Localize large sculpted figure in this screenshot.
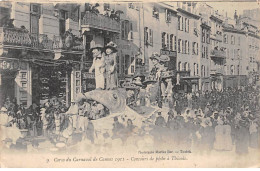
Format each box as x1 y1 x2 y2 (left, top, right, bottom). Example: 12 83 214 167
104 42 118 90
89 46 106 90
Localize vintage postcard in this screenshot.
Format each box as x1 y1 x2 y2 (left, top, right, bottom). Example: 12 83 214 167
0 0 260 168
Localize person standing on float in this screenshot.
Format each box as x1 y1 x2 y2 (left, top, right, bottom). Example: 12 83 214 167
104 42 118 90
89 46 106 90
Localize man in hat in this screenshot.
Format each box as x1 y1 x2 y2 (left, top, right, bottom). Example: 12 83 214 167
104 41 118 90
149 52 160 79
89 46 106 90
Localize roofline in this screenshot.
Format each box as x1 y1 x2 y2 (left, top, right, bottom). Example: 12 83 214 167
223 27 246 34
177 8 200 19
210 15 223 23
158 2 178 14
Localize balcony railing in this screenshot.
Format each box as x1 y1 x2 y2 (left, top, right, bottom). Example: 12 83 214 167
210 67 224 75
177 70 191 77
81 11 120 33
0 27 53 50
53 35 84 51
211 49 226 59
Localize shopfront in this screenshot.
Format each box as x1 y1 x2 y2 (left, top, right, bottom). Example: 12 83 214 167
201 77 211 92
31 61 69 105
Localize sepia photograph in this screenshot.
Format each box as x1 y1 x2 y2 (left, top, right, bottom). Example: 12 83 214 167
0 0 259 168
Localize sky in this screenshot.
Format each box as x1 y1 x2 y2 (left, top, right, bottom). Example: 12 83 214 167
206 1 260 18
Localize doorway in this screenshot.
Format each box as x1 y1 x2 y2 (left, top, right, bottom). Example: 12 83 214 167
0 71 16 107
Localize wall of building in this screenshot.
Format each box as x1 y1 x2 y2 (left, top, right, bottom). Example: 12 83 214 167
11 2 30 29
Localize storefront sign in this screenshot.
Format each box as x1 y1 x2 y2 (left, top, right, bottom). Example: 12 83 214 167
0 60 19 71
160 49 177 57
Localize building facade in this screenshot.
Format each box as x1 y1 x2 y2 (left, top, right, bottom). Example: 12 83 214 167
0 2 84 107
1 2 259 108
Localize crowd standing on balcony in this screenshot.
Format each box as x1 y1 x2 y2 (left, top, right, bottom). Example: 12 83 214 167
84 3 122 22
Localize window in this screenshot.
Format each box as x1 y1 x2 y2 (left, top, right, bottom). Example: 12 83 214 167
182 39 185 53
193 63 196 76
174 36 177 51
170 34 173 51
30 4 41 35
184 18 187 32
197 64 199 75
187 41 190 54
238 36 240 45
202 45 204 58
204 66 206 77
178 16 181 30
184 40 187 54
192 42 196 55
128 23 133 40
124 55 130 75
144 27 148 45
131 66 135 74
231 35 235 44
206 46 208 58
162 32 166 49
237 49 241 59
193 21 198 36
178 62 182 71
149 29 153 45
121 20 130 40
59 10 68 36
187 19 189 33
202 29 206 43
181 17 184 31
196 42 198 55
224 34 228 44
237 65 240 75
178 39 181 53
230 65 234 75
153 7 159 19
201 65 204 77
165 9 171 22
206 31 210 43
166 33 169 50
128 3 134 9
204 46 206 58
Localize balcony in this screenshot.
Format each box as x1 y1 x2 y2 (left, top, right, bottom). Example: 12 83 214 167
210 67 224 75
210 49 226 59
53 35 84 52
81 11 120 33
176 70 191 77
0 27 53 51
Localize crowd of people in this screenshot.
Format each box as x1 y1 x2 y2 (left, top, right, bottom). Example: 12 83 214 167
1 82 259 155
84 3 123 22
150 85 260 155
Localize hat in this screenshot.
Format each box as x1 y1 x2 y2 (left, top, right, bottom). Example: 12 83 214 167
132 72 145 85
0 107 7 112
89 45 103 54
150 52 160 61
143 75 157 85
104 41 117 54
159 55 170 62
